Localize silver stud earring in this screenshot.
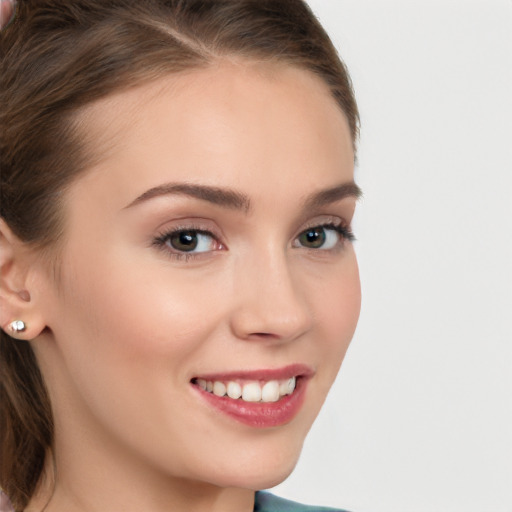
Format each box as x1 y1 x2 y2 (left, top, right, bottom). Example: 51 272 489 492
9 320 26 334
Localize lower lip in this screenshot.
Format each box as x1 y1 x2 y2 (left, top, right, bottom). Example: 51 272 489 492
193 377 308 428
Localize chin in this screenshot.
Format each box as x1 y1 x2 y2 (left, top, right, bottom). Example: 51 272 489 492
202 439 304 491
211 463 298 492
251 464 298 491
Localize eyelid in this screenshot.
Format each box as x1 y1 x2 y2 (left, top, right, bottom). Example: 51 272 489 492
152 222 226 260
154 226 218 243
296 215 353 237
153 219 224 242
292 217 355 250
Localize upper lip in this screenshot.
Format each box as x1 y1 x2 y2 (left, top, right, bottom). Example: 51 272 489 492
192 363 315 382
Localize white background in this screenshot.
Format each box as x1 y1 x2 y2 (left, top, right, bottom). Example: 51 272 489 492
272 1 512 511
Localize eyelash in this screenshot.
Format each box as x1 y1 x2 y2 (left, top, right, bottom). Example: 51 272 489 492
326 222 356 242
152 224 220 261
152 221 355 261
309 221 355 243
293 222 355 254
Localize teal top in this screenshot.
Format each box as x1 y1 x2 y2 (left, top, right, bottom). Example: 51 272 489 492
254 492 350 512
0 489 350 512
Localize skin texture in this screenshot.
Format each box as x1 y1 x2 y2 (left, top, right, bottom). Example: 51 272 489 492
9 62 360 512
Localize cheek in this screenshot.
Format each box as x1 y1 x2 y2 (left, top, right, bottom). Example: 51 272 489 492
311 254 361 373
46 254 227 447
57 240 220 354
313 249 360 321
45 251 225 428
326 262 361 337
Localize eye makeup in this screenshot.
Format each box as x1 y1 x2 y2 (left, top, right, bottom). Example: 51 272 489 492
151 216 355 262
152 222 225 261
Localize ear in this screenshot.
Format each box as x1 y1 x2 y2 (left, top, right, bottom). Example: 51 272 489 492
0 219 47 340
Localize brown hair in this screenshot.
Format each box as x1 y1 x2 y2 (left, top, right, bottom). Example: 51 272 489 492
0 1 359 509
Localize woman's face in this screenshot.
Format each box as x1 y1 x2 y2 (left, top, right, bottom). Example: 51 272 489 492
35 62 361 492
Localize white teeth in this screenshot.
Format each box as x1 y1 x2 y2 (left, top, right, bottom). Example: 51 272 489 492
261 380 280 402
285 376 296 395
242 382 262 402
196 376 298 402
279 377 296 395
227 381 242 399
213 381 226 397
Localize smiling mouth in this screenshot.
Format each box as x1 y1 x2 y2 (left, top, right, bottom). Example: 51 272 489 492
190 364 313 403
191 376 298 403
190 365 313 427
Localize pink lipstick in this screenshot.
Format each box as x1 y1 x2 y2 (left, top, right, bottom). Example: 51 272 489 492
191 364 313 428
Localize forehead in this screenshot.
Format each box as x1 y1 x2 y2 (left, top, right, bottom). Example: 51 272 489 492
71 61 354 207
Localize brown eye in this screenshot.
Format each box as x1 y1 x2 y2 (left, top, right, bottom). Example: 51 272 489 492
298 228 327 249
162 230 219 254
295 225 347 250
169 231 199 252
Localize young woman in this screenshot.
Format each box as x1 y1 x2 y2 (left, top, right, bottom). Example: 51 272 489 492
0 1 361 511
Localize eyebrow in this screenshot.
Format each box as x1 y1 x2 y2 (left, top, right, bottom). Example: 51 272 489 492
124 182 251 212
303 182 362 209
124 181 362 213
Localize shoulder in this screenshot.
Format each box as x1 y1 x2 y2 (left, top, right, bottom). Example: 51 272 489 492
254 491 351 512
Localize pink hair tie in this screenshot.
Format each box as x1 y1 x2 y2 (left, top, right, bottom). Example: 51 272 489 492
0 0 16 30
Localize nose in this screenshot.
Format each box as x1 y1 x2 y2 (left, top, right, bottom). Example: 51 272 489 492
228 249 313 343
